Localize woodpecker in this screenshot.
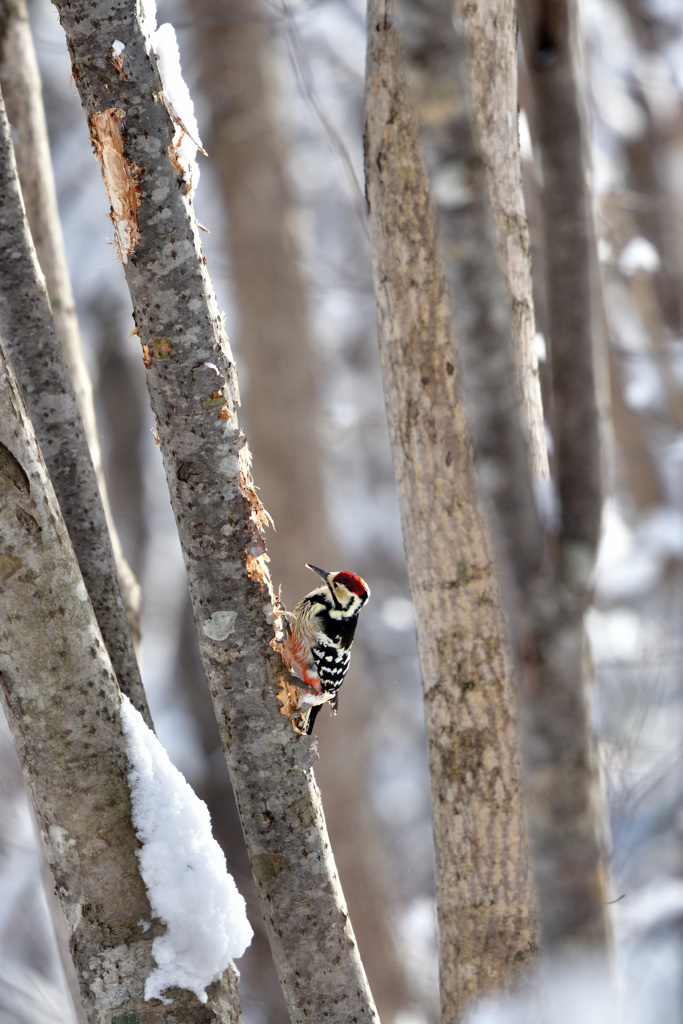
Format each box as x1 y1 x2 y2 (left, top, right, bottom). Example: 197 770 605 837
275 563 370 734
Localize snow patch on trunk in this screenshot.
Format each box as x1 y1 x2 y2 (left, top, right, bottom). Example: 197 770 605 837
120 695 252 1004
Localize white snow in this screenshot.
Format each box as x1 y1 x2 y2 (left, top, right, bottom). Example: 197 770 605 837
119 696 252 1004
534 331 546 362
112 40 125 57
518 109 533 162
594 502 683 602
618 236 662 276
379 596 415 633
533 476 559 531
151 22 203 193
140 0 157 35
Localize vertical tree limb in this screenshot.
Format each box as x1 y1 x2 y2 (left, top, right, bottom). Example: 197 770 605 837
0 339 241 1023
458 0 548 482
50 0 379 1019
519 0 602 564
364 1 538 1018
193 1 412 1016
0 87 151 725
398 0 612 963
0 0 142 641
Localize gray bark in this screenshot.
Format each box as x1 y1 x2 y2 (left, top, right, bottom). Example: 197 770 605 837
399 0 612 961
50 0 379 1019
364 0 538 1018
0 0 142 643
0 86 150 725
0 340 241 1022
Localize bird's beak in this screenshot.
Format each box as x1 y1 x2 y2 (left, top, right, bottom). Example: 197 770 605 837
306 563 336 601
306 563 332 583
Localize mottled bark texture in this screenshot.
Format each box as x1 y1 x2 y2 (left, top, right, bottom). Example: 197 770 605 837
49 0 379 1020
364 1 538 1018
0 0 141 643
458 0 548 482
0 343 241 1023
193 1 411 1018
0 87 150 725
399 0 612 961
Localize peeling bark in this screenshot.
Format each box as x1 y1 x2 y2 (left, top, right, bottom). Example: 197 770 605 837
0 88 150 725
49 0 379 1019
0 341 241 1023
89 106 142 262
364 1 538 1018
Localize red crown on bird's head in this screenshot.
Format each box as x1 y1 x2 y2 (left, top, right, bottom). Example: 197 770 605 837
332 571 369 598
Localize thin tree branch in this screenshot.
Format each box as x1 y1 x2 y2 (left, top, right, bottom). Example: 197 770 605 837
0 85 151 726
0 0 142 643
50 0 379 1019
364 0 538 1018
0 337 241 1023
457 0 548 482
519 0 602 566
397 0 542 592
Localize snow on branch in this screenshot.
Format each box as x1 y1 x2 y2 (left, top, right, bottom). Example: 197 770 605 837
120 696 252 1004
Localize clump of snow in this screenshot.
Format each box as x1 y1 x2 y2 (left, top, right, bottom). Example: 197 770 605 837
594 501 683 602
112 39 125 57
518 109 533 162
534 331 547 362
379 596 415 633
151 23 203 193
119 696 252 1004
618 236 662 276
140 0 157 35
622 355 664 412
533 475 559 531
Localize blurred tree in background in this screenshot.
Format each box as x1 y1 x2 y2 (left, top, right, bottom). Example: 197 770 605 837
0 0 682 1021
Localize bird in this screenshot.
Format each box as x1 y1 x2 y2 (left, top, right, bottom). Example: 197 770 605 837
274 563 370 734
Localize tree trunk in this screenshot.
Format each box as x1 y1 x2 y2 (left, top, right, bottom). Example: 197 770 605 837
397 0 612 964
458 0 548 482
50 0 379 1019
0 81 150 725
0 339 241 1023
192 1 412 1017
364 1 539 1018
0 0 142 644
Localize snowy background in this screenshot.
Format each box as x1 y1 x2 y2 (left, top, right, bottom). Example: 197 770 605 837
0 0 682 1020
